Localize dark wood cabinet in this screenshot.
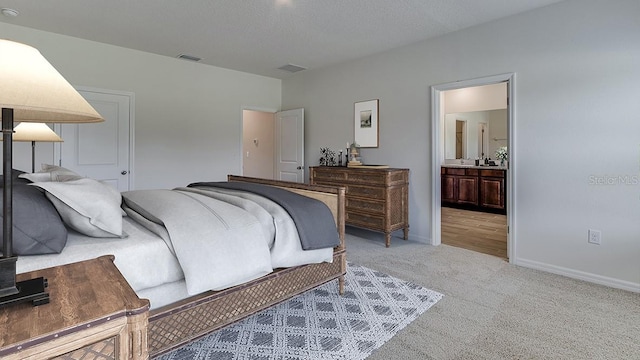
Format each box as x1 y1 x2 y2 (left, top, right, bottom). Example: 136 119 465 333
441 174 457 203
441 167 505 213
440 167 479 206
479 169 505 210
310 166 409 247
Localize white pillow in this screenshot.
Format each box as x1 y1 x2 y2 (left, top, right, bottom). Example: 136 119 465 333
30 178 125 238
19 164 82 183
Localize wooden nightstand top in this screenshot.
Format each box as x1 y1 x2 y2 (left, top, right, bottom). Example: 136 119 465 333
0 255 149 357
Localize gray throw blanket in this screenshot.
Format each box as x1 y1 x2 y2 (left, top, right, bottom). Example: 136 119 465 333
188 181 340 250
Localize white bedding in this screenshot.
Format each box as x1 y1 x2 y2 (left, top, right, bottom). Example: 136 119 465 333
180 187 334 269
17 216 183 292
17 185 336 309
122 189 275 296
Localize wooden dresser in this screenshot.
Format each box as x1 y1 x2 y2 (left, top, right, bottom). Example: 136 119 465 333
309 166 409 247
0 256 149 360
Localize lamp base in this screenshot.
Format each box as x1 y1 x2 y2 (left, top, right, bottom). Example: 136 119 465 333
0 256 19 297
0 257 49 308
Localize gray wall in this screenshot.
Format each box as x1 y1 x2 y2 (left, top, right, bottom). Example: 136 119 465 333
282 0 640 290
0 22 282 189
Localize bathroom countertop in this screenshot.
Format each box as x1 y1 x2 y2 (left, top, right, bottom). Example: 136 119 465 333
441 164 507 170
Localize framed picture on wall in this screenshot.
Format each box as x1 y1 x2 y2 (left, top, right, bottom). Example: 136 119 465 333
354 99 379 148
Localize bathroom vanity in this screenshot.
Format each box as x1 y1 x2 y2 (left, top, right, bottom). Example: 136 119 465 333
441 165 506 213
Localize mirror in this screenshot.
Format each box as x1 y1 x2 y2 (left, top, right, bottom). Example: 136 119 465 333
444 109 507 160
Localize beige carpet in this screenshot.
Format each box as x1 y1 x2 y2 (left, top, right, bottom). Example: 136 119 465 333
345 227 640 360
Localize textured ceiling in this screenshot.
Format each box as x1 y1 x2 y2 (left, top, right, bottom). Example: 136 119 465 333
0 0 563 79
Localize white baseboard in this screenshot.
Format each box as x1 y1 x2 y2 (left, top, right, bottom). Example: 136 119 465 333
514 257 640 293
408 233 430 244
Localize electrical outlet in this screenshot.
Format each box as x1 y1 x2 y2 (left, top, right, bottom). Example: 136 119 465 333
588 229 601 245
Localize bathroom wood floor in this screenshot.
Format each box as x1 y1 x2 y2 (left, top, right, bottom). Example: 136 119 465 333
441 207 508 259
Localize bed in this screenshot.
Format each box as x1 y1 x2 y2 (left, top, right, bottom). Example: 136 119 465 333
8 170 346 358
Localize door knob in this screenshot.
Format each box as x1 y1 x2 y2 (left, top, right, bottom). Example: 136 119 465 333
121 170 128 175
296 166 302 170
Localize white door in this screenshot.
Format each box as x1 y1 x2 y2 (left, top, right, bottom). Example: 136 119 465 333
55 88 133 191
275 108 304 182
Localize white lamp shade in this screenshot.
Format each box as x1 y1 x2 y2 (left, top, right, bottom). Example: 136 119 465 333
12 123 63 142
0 39 103 123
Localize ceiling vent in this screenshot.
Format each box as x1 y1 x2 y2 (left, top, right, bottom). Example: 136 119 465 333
177 54 202 62
277 64 307 73
1 8 19 17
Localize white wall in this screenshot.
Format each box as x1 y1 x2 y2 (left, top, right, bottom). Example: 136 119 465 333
0 22 281 189
444 83 507 113
487 110 507 158
282 0 640 290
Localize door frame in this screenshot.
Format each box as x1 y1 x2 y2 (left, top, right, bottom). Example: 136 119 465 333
430 73 516 262
53 86 136 189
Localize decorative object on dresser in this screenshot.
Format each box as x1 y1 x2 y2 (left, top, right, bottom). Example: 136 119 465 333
310 166 409 247
0 256 149 360
346 141 363 167
0 39 103 309
319 147 338 166
354 99 379 148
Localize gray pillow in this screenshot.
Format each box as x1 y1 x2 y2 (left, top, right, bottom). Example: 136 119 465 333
0 183 68 255
0 169 29 185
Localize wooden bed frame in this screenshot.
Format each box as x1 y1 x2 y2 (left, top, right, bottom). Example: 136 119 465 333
146 175 347 357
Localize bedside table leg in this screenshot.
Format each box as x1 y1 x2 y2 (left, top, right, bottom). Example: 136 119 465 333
385 233 391 248
403 226 409 240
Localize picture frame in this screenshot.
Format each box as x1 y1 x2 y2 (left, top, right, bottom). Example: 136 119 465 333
354 99 379 148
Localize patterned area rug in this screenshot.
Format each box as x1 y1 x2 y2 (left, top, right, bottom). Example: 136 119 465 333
158 263 443 360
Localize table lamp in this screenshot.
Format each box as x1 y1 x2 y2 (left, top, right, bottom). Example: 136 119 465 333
0 39 103 308
10 122 64 173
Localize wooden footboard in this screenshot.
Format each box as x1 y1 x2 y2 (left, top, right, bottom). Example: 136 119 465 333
147 176 346 357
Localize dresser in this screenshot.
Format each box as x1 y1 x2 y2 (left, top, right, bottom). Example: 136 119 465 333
309 166 409 247
0 256 149 360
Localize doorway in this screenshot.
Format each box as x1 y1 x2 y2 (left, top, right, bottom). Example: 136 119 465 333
431 73 515 261
241 108 305 182
242 109 276 179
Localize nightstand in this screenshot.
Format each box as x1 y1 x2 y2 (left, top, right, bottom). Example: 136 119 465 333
0 256 149 360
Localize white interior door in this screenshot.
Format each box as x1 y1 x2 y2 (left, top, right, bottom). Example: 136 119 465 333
275 108 304 182
55 88 133 191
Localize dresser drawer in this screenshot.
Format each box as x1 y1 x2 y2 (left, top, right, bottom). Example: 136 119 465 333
346 197 385 214
346 211 385 230
344 171 388 185
347 184 386 199
311 168 347 183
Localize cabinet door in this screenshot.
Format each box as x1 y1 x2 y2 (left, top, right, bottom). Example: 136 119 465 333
480 177 505 209
441 175 457 203
457 176 478 205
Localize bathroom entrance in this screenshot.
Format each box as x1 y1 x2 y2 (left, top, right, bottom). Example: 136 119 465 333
431 73 515 261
